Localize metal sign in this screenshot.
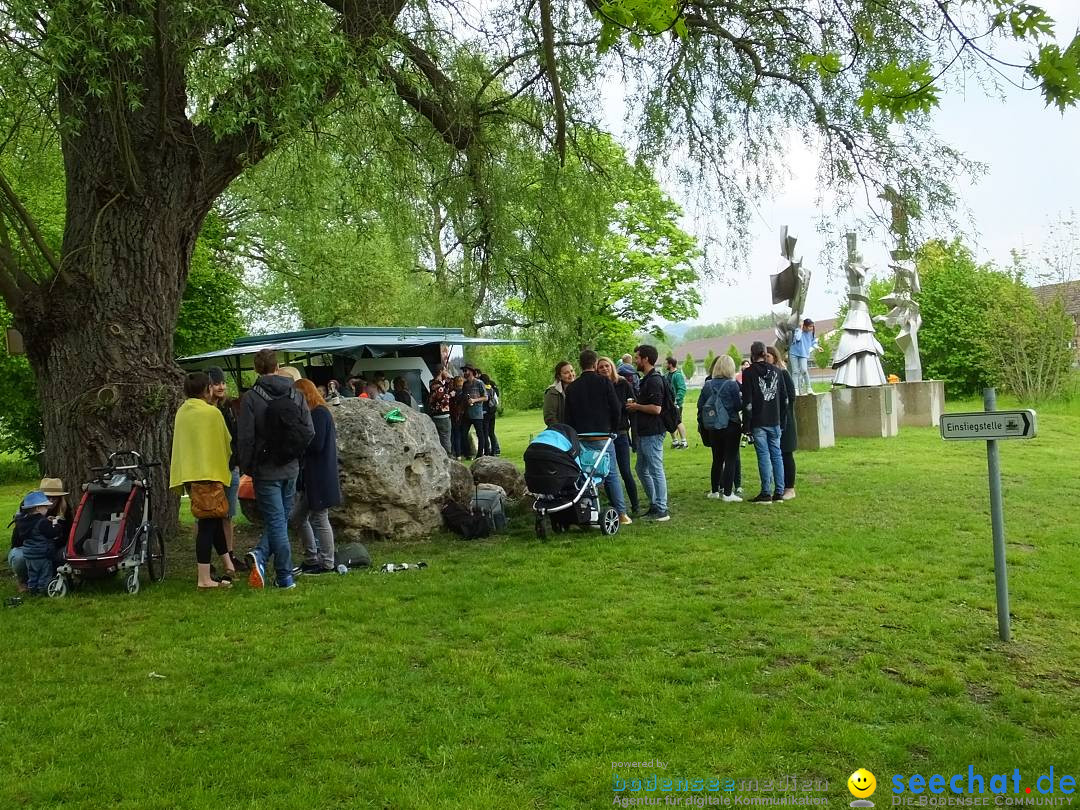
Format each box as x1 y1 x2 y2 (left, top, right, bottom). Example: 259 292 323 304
940 410 1037 441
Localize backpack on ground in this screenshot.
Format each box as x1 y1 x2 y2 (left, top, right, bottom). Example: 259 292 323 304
471 488 507 532
254 385 310 465
700 382 730 430
335 543 371 569
441 501 491 540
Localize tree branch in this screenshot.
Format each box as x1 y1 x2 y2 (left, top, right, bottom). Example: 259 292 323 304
538 0 566 164
0 169 59 275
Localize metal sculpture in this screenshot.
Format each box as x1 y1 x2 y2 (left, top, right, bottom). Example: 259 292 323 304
770 226 810 353
875 187 923 381
831 232 887 387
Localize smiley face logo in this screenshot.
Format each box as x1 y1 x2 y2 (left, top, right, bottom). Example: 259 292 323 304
848 769 877 799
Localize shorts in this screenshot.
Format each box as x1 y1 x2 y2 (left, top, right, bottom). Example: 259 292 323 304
225 467 240 519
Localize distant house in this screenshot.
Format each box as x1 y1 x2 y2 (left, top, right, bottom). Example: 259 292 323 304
1031 280 1080 366
675 318 840 383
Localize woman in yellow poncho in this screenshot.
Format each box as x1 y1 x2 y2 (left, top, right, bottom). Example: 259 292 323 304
170 372 236 589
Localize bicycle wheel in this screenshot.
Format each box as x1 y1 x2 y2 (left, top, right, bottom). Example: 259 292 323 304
145 526 166 582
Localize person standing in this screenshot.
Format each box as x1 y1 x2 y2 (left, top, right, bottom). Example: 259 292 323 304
788 318 819 395
597 356 640 516
741 341 787 504
766 347 799 500
239 349 315 590
563 350 632 526
700 355 744 501
461 366 489 457
543 361 575 426
207 366 247 572
449 375 470 459
627 345 670 521
171 372 237 589
294 379 341 574
479 372 501 456
427 367 453 455
664 357 689 449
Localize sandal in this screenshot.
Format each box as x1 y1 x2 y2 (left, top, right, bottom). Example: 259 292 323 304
198 579 232 590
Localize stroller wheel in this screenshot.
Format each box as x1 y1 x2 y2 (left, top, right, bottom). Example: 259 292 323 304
47 575 68 599
125 569 140 595
535 516 547 540
145 526 166 583
600 508 620 536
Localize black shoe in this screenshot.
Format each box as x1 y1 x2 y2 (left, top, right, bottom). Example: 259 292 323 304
749 493 774 504
772 493 785 502
300 563 324 575
642 510 670 522
291 565 303 576
230 552 250 572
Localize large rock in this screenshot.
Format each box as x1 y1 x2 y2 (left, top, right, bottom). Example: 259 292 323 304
333 398 450 539
448 459 474 505
470 456 526 499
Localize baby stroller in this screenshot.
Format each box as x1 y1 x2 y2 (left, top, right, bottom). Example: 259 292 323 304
524 425 620 540
49 450 166 597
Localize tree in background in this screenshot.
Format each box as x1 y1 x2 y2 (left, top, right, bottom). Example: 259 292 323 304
704 349 716 378
727 344 743 368
683 315 774 343
682 353 696 381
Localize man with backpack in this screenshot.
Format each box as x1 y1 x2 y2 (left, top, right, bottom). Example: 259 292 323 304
238 349 315 589
740 341 788 504
626 344 671 522
664 356 689 449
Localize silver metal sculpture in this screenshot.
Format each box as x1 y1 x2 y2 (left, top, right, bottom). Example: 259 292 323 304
875 187 923 381
831 232 887 387
770 226 810 353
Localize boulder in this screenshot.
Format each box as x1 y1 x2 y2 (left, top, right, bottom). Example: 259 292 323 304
448 459 474 505
471 455 526 499
332 397 451 539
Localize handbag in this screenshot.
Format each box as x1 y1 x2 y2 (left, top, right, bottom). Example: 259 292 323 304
189 481 229 519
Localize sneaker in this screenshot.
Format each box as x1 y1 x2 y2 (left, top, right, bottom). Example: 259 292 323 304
749 493 774 504
300 563 324 575
642 505 659 517
722 493 743 503
736 487 744 496
619 514 633 526
275 575 297 590
246 552 264 589
230 553 250 573
642 510 670 522
782 489 796 501
706 491 721 499
773 493 785 502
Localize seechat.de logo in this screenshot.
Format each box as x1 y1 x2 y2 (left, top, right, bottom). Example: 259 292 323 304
850 769 878 808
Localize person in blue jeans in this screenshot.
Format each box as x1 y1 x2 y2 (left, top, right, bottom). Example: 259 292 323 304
740 341 788 504
598 356 640 515
788 318 819 395
238 349 315 589
461 365 489 457
627 344 670 521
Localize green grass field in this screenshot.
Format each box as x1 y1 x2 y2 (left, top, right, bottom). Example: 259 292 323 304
2 393 1079 809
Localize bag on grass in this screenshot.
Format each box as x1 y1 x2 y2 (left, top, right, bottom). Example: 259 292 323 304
335 543 371 569
441 501 490 540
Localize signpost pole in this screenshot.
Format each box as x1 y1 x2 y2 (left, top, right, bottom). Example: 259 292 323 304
983 388 1011 642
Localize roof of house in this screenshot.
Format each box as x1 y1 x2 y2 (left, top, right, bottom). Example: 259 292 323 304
1032 280 1080 319
675 318 839 360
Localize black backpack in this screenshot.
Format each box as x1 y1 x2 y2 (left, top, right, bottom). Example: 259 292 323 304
659 374 679 434
254 385 310 465
441 501 491 540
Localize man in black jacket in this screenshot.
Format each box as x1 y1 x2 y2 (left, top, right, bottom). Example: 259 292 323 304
741 341 787 503
563 349 631 525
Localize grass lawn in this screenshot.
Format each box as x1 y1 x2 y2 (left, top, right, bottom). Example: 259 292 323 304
2 392 1079 809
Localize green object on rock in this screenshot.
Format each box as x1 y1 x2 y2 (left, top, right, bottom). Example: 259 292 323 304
384 408 406 423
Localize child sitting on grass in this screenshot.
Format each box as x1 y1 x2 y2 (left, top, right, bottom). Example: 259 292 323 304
14 491 62 595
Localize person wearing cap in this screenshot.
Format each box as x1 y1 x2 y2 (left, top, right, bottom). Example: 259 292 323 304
8 478 70 593
788 318 819 396
207 367 247 572
13 490 63 594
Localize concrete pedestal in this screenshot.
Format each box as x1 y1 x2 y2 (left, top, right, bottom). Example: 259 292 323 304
794 393 835 450
894 379 945 428
831 385 899 439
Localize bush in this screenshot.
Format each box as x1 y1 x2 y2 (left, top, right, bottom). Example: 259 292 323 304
682 352 695 380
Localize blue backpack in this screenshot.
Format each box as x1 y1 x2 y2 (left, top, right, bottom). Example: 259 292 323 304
700 380 730 430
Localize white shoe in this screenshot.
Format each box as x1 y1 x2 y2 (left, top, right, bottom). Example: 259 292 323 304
619 514 633 525
722 493 743 503
782 489 796 501
706 491 721 499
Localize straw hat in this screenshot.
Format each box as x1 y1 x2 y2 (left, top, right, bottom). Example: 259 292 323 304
39 477 68 497
278 366 302 382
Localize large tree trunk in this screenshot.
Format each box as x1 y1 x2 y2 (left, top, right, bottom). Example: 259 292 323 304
12 38 216 535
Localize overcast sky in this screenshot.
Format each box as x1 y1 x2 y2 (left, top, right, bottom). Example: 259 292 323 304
618 2 1080 327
